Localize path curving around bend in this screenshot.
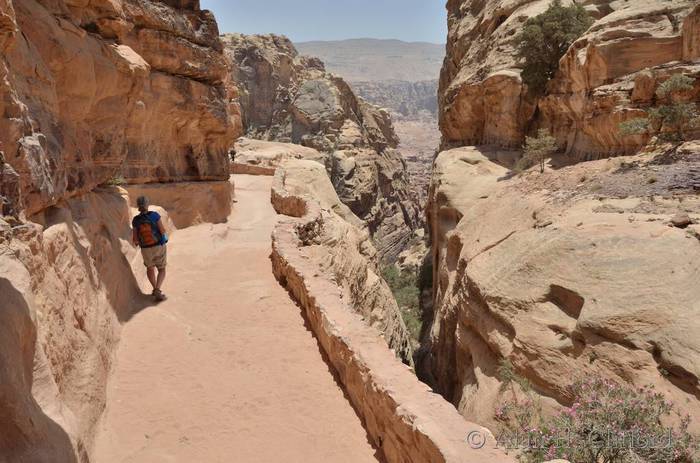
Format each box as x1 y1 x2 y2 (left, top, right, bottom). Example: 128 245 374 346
93 175 380 463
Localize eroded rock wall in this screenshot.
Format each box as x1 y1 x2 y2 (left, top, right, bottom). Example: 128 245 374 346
0 0 241 217
224 33 420 262
439 0 700 157
439 0 543 149
540 1 700 159
0 1 240 460
0 188 144 462
421 146 700 432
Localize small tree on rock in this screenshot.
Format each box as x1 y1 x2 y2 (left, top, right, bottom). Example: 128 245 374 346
514 0 593 95
518 129 557 173
620 73 700 143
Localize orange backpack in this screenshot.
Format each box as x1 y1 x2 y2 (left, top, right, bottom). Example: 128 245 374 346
134 212 162 248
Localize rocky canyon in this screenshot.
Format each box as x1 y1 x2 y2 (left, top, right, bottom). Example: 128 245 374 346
297 39 444 208
223 33 421 263
1 0 699 462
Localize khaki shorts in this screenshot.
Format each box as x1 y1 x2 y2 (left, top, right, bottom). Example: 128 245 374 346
141 244 167 269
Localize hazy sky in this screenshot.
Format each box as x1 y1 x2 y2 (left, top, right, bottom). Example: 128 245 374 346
200 0 447 43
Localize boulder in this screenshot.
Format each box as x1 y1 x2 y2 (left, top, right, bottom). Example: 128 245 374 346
232 137 327 175
671 212 693 229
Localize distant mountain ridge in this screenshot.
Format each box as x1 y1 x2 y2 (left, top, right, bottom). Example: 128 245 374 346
350 80 438 119
295 38 444 83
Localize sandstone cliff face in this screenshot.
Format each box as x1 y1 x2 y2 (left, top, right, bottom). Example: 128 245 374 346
224 33 420 262
0 188 145 461
0 0 241 216
223 33 397 153
439 0 541 149
0 1 239 460
439 0 700 157
541 1 700 159
421 145 700 432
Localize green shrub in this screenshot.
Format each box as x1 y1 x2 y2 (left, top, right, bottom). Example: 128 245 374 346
382 265 422 341
514 0 593 95
517 129 557 173
619 74 700 143
619 118 651 137
103 176 127 186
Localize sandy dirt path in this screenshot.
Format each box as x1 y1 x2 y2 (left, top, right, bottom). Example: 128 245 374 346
93 175 380 463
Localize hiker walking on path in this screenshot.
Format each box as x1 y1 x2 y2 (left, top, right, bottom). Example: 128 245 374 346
132 196 169 301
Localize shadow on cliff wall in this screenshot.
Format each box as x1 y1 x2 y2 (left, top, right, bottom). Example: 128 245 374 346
0 278 79 463
41 190 157 324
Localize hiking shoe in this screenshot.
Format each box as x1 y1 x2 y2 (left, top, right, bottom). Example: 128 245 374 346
153 289 167 302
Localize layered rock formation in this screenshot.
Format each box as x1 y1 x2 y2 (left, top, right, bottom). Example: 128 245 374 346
223 33 420 262
223 33 397 153
439 0 540 149
351 80 439 120
439 0 700 157
0 1 239 460
541 1 700 158
421 145 700 432
0 0 241 217
0 188 146 461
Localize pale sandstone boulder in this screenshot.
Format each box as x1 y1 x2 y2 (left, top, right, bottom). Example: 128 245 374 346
421 146 700 432
0 0 240 216
271 159 413 362
224 33 420 262
0 263 77 463
396 229 428 274
232 137 327 175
